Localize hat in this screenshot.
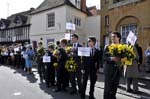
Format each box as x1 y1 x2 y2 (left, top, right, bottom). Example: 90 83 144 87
48 42 54 46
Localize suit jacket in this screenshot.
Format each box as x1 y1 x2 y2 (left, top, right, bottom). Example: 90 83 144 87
135 45 143 64
103 45 122 76
103 45 115 64
72 43 82 60
83 48 100 71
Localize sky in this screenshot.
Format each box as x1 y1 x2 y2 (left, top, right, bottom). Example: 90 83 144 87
0 0 100 19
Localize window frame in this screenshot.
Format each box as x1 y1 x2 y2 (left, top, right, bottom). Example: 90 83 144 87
47 12 55 28
105 15 109 27
74 16 81 27
121 24 138 43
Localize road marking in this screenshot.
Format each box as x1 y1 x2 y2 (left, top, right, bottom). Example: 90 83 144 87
13 92 22 96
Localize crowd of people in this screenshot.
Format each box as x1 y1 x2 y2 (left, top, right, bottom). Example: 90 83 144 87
0 32 150 99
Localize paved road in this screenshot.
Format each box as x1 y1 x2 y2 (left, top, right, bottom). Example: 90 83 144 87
0 65 150 99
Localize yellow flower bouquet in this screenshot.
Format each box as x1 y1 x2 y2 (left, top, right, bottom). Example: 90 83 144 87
53 49 60 59
65 46 72 54
108 44 136 66
108 44 125 57
121 45 136 65
65 57 78 72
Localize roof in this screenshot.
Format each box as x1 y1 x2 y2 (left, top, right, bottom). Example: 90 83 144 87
31 0 87 15
2 8 35 29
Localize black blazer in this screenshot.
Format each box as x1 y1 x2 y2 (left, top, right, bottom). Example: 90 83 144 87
103 45 117 65
83 48 100 71
72 43 82 60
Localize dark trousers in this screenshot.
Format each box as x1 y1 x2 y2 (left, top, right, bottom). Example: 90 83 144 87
37 59 45 82
70 68 82 92
104 64 122 99
126 77 138 92
15 55 21 68
21 57 25 69
45 64 55 86
56 68 69 90
81 69 97 97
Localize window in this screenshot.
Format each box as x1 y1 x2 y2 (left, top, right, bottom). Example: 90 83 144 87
0 22 6 29
121 24 137 43
75 0 77 5
15 16 22 26
74 17 81 26
47 13 55 28
105 15 109 26
15 28 23 36
0 31 6 38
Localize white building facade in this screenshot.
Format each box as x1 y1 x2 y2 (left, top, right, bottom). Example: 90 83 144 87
30 0 100 48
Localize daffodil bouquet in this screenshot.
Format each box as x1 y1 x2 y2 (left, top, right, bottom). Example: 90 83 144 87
53 49 60 60
108 44 125 58
65 46 72 54
121 45 136 65
108 44 136 66
65 57 78 72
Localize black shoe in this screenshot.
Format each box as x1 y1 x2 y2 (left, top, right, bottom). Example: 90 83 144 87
80 94 85 99
46 84 50 88
62 88 68 92
127 89 133 92
70 91 76 95
53 89 61 92
89 96 96 99
132 91 140 94
146 71 150 73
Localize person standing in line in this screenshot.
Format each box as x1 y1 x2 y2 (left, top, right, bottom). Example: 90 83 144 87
80 37 100 99
69 34 82 95
25 45 35 74
45 44 57 87
36 42 45 83
145 43 150 73
103 32 123 99
125 44 140 93
54 39 69 92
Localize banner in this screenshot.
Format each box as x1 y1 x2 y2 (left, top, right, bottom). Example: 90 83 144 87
66 23 75 30
126 31 137 45
78 47 90 56
43 56 51 63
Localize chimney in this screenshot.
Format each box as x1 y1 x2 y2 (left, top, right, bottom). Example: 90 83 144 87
81 0 86 12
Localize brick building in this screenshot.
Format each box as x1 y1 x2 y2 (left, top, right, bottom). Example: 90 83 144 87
100 0 150 52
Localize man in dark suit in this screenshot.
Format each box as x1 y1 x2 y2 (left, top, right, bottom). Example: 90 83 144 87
103 32 123 99
54 39 69 92
45 44 56 87
80 37 100 99
69 34 82 95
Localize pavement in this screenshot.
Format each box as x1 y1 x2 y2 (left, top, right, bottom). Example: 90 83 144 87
0 65 150 99
99 67 150 81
